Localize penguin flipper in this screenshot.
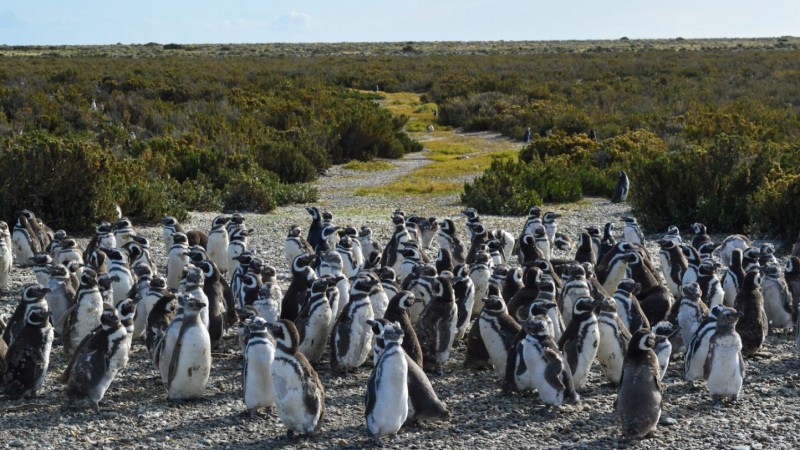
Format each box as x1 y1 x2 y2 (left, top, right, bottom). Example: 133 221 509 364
167 330 184 387
61 327 101 384
365 365 377 417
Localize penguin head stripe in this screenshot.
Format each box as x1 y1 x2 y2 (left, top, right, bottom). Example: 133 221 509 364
524 314 549 336
24 305 50 326
682 282 701 299
631 329 655 352
268 319 299 353
573 296 599 315
22 284 51 301
305 206 320 220
382 322 404 342
398 291 416 310
100 304 120 328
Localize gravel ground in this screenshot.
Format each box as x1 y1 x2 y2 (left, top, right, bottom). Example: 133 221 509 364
1 150 800 450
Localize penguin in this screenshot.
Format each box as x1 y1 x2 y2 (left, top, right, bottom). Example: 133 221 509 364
97 272 115 307
436 219 466 265
62 304 128 411
616 329 662 439
705 307 746 405
254 274 283 324
485 239 505 266
741 247 761 273
155 294 187 380
523 277 564 342
758 243 778 267
541 211 558 246
30 253 53 288
296 276 334 364
735 271 768 357
722 248 746 307
43 263 75 335
657 239 687 299
11 213 41 266
597 222 616 263
57 238 84 270
329 277 374 373
574 232 596 266
3 284 51 348
532 226 551 261
505 265 541 320
715 234 752 267
502 266 524 304
105 248 135 307
415 275 458 374
785 256 800 325
269 320 325 437
320 210 340 251
366 319 449 424
489 228 516 263
585 225 603 261
196 260 226 350
358 226 382 261
2 304 53 398
116 296 136 350
126 235 157 275
182 267 211 330
596 296 631 385
468 250 493 317
479 295 522 377
624 251 672 326
521 206 542 236
229 251 254 308
403 266 439 323
378 267 401 301
690 223 712 251
336 235 360 280
398 244 423 283
599 242 633 293
760 264 793 330
112 217 136 248
207 215 231 274
161 216 184 251
651 321 678 381
166 232 190 291
677 282 708 348
554 232 575 254
622 217 645 246
661 225 682 246
612 278 650 333
557 296 601 389
383 291 424 368
243 317 276 418
167 297 212 401
696 259 724 308
365 321 408 441
684 305 724 382
451 264 476 341
145 293 176 360
281 253 317 322
560 265 592 328
342 226 365 269
365 272 390 320
227 227 253 275
461 207 481 240
611 170 629 203
284 225 313 270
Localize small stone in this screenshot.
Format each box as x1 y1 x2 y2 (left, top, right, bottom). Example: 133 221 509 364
9 441 23 448
659 416 678 426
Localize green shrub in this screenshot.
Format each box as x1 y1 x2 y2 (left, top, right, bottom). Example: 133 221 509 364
750 168 800 239
222 174 278 213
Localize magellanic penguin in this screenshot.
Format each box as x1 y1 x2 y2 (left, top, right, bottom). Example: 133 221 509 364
611 170 630 203
207 215 231 274
296 276 334 364
735 270 768 358
690 222 712 251
677 282 709 349
2 304 53 398
161 216 184 251
145 293 176 360
684 305 724 382
415 276 458 374
112 217 136 248
597 222 616 263
61 269 103 357
596 296 631 385
285 224 313 270
758 243 778 267
616 329 662 439
11 213 41 266
622 217 645 246
612 278 650 334
269 320 325 437
329 276 375 373
760 264 793 330
479 295 522 378
227 227 253 276
651 321 678 381
196 260 227 350
166 232 190 291
722 248 746 308
44 263 75 335
437 219 466 265
575 232 597 266
785 256 800 325
365 321 409 442
305 207 324 253
254 274 283 325
281 253 317 323
105 248 135 307
559 265 592 328
558 296 602 390
468 250 493 317
705 307 745 405
383 291 424 368
696 259 724 308
657 239 687 299
3 284 51 348
167 297 212 401
0 233 12 290
451 265 476 342
624 251 672 327
243 317 276 418
714 234 752 267
62 304 128 411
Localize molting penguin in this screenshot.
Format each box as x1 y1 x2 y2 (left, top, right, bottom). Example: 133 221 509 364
62 269 103 357
2 304 53 398
715 234 752 267
415 275 458 374
365 321 408 442
383 291 424 367
760 264 793 330
329 275 375 372
677 282 708 348
243 317 276 418
705 307 745 405
622 217 645 246
167 297 212 401
616 329 662 439
269 320 325 437
558 296 602 389
3 284 50 348
296 276 334 364
479 295 522 377
62 304 128 411
684 305 724 382
735 270 768 357
146 293 177 360
611 170 629 203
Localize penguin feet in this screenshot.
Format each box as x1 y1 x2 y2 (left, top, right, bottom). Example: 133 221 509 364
91 401 100 413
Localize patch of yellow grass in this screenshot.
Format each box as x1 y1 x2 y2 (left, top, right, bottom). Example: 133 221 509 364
341 160 394 171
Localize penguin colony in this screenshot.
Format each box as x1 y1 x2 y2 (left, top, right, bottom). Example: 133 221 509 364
0 206 798 443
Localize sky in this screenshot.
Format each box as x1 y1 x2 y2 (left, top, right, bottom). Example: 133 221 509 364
1 0 798 46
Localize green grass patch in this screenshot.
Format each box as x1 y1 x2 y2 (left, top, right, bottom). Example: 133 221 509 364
341 160 394 171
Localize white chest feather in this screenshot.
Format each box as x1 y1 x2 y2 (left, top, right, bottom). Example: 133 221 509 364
367 347 409 437
706 333 744 396
168 325 212 400
244 340 276 410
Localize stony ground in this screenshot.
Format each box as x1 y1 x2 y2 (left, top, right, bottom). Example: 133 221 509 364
2 145 800 450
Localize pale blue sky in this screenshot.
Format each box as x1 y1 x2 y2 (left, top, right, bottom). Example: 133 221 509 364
1 1 798 45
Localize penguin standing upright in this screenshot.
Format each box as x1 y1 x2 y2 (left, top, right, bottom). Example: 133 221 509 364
285 225 314 269
612 278 650 333
705 307 745 405
0 228 12 290
146 293 176 360
2 304 53 398
305 207 324 252
735 271 768 357
558 296 602 389
760 264 793 330
365 321 408 441
722 248 746 307
785 256 800 325
62 304 129 411
611 170 629 203
479 295 522 377
44 263 75 335
3 284 51 348
166 232 189 291
657 239 687 299
243 317 276 418
329 277 375 373
468 250 493 317
622 217 645 246
106 248 135 307
281 253 317 322
560 265 592 328
383 291 424 367
696 259 724 308
11 213 41 266
574 232 596 266
677 282 709 347
62 269 103 357
269 320 325 437
296 276 333 364
197 260 226 349
651 321 678 381
451 264 476 341
227 227 252 276
254 274 283 324
415 276 458 374
616 329 662 439
161 216 184 251
596 297 631 385
436 219 466 265
167 297 212 401
684 305 724 382
207 215 231 274
113 217 136 248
